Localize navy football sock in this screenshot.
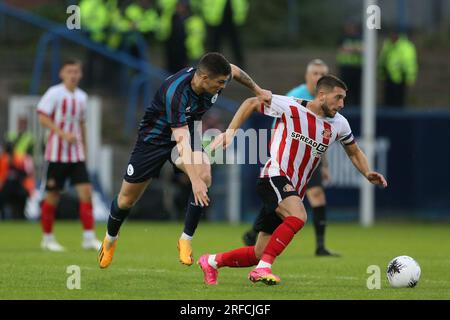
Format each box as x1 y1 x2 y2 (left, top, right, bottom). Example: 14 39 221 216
312 205 326 249
107 196 131 237
183 192 204 237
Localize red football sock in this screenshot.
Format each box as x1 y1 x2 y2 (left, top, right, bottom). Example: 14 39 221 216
215 246 258 268
261 216 305 264
79 202 94 230
41 200 56 234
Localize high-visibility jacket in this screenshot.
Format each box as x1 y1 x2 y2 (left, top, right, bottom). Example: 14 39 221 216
156 0 206 60
202 0 249 26
184 15 206 60
80 0 109 42
1 132 35 195
6 132 33 158
156 0 178 41
106 1 131 49
125 3 159 33
336 37 363 67
108 4 159 50
379 35 418 85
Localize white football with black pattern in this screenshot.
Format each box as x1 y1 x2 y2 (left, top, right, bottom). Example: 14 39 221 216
387 255 421 288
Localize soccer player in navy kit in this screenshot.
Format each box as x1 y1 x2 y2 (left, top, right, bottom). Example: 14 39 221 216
98 52 272 268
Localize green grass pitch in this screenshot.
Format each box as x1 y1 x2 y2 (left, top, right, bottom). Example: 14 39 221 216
0 220 449 300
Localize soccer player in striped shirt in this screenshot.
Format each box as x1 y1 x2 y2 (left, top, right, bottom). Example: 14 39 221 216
200 75 387 285
98 52 272 269
37 59 102 252
243 59 341 257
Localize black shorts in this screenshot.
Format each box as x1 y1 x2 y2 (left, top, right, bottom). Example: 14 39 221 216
307 162 323 189
45 162 90 191
254 176 299 234
124 132 204 183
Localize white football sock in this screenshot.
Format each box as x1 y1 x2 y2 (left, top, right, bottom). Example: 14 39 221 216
180 232 193 241
256 260 272 269
106 232 118 242
208 254 218 269
83 230 95 240
43 233 54 242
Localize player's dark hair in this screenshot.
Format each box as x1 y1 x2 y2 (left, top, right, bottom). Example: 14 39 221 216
197 52 231 78
315 75 347 94
61 58 82 69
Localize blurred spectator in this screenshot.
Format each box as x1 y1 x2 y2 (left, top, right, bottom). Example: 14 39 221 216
113 0 159 56
79 0 110 87
379 31 418 107
79 0 110 44
286 59 329 101
0 117 35 220
157 0 206 73
184 3 206 65
200 0 249 67
80 0 158 90
113 0 159 94
336 21 363 107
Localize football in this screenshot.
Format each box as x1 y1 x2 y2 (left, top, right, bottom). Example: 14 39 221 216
387 256 421 288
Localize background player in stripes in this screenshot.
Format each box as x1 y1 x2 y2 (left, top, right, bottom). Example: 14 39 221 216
98 52 272 269
200 75 387 285
242 58 340 257
36 58 102 252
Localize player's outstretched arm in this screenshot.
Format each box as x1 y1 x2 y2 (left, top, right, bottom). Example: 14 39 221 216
230 64 272 105
210 97 260 150
343 142 388 188
172 126 210 207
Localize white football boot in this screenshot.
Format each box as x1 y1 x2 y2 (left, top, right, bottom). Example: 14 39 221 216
41 236 66 252
82 237 102 250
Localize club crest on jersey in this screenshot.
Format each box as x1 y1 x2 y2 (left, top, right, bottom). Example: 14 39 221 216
291 131 328 157
211 93 218 104
283 184 295 192
127 164 134 176
322 128 332 139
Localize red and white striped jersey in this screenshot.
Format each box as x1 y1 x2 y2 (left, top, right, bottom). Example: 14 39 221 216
260 95 354 200
37 83 87 163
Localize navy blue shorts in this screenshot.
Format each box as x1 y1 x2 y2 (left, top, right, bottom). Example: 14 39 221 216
254 176 299 234
124 132 204 184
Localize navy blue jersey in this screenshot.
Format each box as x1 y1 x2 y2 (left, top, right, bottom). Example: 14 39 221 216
139 67 222 145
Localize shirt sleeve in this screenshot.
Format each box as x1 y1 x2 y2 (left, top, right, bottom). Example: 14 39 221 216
259 94 293 118
37 88 56 116
338 116 355 146
166 87 188 128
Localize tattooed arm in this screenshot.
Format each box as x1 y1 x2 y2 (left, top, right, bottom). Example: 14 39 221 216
230 64 272 105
